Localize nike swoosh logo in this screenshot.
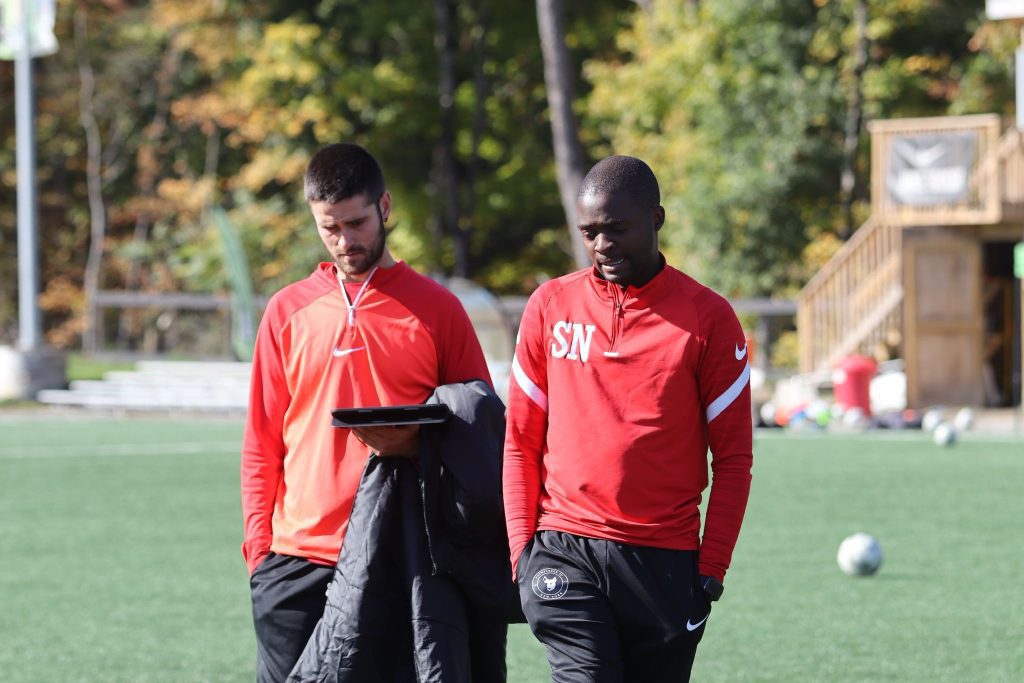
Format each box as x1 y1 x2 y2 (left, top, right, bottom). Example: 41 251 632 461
686 613 709 631
735 343 747 361
909 144 945 167
332 346 365 358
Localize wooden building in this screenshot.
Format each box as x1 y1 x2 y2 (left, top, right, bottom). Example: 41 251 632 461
798 114 1024 409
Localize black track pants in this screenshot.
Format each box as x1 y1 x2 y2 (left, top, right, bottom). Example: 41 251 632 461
250 552 334 683
518 531 711 683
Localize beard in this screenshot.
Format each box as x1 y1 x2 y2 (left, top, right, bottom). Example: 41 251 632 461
337 205 387 278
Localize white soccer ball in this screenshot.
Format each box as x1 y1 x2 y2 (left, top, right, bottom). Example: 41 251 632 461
921 408 945 433
933 422 957 447
953 407 975 432
841 406 869 430
837 532 883 576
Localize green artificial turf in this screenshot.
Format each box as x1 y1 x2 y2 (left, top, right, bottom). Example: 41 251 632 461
1 415 1021 681
695 430 1024 682
65 353 138 382
0 416 249 682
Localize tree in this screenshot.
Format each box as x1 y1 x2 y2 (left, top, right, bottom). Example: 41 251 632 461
75 5 108 353
837 0 867 239
588 0 837 297
586 0 1015 297
536 0 590 269
163 0 625 293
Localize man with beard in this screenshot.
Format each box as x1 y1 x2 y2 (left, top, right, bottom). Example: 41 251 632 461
242 143 492 681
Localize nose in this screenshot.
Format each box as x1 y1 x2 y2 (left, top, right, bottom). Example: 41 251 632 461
593 233 615 253
333 227 355 249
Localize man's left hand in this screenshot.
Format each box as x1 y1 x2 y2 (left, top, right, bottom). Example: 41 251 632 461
353 424 420 458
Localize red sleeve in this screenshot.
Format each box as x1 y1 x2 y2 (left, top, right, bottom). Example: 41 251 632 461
436 294 492 388
240 302 289 575
502 288 549 578
696 294 753 581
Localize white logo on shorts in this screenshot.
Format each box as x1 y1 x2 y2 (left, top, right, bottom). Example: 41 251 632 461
531 568 569 600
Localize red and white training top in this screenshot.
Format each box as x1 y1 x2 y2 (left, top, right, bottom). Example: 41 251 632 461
242 261 490 574
503 262 753 582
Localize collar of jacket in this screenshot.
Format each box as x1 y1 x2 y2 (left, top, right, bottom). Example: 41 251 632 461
586 254 671 308
314 259 409 288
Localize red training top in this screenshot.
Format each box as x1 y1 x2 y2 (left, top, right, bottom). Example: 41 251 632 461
503 263 753 582
242 261 490 574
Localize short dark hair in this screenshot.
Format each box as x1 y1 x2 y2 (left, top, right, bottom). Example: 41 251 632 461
304 143 386 204
579 155 661 210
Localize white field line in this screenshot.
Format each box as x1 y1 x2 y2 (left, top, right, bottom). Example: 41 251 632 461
0 441 240 460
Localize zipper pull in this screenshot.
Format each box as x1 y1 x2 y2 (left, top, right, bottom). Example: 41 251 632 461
604 287 625 358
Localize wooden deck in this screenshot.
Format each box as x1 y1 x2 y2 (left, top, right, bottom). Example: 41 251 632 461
798 115 1024 382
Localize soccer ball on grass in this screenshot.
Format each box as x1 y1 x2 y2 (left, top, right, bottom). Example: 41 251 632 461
837 532 883 576
932 422 957 447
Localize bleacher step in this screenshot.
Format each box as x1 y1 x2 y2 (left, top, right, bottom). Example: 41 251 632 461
38 361 251 411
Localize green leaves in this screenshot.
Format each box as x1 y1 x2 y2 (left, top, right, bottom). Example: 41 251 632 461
0 0 1014 352
586 0 1012 297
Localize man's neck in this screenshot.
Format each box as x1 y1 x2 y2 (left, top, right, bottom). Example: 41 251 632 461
338 252 397 283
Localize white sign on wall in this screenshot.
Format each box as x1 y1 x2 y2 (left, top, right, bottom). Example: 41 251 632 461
887 132 977 207
987 0 1024 20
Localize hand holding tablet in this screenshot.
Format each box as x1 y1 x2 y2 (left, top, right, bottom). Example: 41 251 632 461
331 403 452 428
332 404 452 458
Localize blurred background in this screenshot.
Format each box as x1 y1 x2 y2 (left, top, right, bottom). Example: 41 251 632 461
3 3 1024 682
2 0 1023 422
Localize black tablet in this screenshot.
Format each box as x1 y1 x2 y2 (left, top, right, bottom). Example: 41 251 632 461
331 403 452 428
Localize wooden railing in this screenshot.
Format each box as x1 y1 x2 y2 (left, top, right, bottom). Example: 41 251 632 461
797 217 903 373
799 117 1023 376
998 126 1024 222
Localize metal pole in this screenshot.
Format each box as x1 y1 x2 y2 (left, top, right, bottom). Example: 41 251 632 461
15 0 41 351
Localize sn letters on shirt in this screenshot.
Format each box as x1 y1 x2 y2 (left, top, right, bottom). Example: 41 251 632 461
551 321 596 363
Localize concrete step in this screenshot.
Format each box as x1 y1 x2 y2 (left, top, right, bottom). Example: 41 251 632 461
37 388 247 410
135 360 253 377
37 360 251 411
88 373 250 388
37 359 511 411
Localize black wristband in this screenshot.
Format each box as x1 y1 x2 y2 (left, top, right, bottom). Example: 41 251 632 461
699 574 724 602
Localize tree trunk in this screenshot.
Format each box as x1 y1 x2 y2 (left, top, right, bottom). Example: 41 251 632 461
464 0 489 247
118 44 182 349
75 8 107 354
536 0 590 269
433 0 469 277
839 0 868 239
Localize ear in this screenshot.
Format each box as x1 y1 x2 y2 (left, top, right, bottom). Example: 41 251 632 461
652 205 665 232
378 190 393 223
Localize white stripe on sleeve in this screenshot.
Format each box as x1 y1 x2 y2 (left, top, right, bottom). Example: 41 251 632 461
706 362 750 423
512 355 548 413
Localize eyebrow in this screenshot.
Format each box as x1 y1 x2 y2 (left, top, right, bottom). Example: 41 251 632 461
321 209 372 225
578 219 621 230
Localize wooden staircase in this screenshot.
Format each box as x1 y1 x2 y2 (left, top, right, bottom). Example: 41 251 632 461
797 115 1024 379
798 217 903 373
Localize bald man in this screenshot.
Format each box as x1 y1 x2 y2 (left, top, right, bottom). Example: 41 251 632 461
503 156 753 682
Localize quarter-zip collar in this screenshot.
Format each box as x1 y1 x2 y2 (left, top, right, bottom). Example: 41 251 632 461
314 260 408 337
337 266 377 326
587 254 671 358
586 254 671 307
314 260 408 293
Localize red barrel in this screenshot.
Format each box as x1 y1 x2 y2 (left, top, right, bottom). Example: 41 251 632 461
833 355 877 416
